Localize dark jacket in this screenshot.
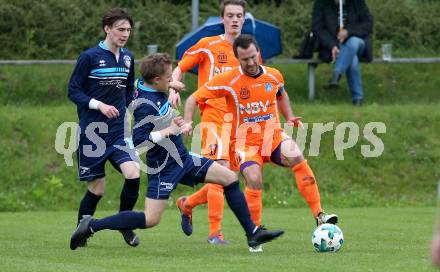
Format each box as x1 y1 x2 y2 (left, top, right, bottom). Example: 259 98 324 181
312 0 373 63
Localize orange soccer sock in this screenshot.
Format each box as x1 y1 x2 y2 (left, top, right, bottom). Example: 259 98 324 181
292 160 322 217
207 184 225 237
185 184 209 209
244 187 262 226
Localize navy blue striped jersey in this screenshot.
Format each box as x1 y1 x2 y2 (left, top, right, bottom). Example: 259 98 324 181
68 41 134 143
132 79 188 169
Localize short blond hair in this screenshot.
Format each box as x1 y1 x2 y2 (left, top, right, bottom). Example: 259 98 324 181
139 53 172 84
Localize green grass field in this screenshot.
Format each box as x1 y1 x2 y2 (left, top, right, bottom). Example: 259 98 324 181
0 207 437 272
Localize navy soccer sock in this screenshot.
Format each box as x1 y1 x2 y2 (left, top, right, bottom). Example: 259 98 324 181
90 211 147 232
77 190 102 225
119 178 140 212
223 181 257 236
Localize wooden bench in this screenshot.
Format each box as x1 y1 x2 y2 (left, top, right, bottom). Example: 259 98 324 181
267 57 440 100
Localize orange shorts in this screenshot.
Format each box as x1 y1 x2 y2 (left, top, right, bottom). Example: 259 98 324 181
231 131 291 171
199 122 232 162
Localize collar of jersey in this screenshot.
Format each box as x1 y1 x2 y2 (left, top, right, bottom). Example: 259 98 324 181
239 65 265 78
99 41 126 53
137 79 159 93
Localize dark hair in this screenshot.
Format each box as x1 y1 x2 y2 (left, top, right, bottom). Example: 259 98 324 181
102 8 133 30
233 34 259 57
220 0 246 17
140 53 172 84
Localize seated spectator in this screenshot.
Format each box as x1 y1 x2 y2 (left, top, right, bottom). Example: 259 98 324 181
312 0 373 106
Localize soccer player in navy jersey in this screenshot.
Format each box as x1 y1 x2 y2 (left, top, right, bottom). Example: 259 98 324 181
70 53 284 251
68 8 141 248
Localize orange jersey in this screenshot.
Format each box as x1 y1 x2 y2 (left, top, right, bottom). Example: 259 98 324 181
178 35 239 125
193 66 285 156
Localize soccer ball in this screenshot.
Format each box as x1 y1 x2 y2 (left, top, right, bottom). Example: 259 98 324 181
312 223 344 252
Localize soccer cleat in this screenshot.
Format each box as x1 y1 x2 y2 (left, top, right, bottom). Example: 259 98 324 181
316 212 339 226
120 230 140 247
77 239 87 247
207 233 229 245
70 215 93 250
249 245 263 253
76 215 89 247
176 196 193 236
247 225 284 249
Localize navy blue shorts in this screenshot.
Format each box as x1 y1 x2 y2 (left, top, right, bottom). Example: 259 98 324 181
146 153 214 200
77 135 138 181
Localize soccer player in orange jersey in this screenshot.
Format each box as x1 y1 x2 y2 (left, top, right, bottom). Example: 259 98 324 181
184 34 339 252
170 0 247 245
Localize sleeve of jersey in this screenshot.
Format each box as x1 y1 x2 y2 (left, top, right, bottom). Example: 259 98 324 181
68 53 92 108
125 56 135 107
132 101 157 147
193 77 228 104
178 41 204 72
275 70 286 97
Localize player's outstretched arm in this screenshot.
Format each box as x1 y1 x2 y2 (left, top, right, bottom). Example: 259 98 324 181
184 95 198 125
277 91 294 119
150 116 190 143
170 67 186 92
277 91 303 128
169 81 185 92
168 67 186 107
172 66 184 83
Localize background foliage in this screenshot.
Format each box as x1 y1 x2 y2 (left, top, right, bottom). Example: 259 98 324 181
0 0 439 59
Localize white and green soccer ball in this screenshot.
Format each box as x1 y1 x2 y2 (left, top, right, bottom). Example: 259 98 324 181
312 223 344 252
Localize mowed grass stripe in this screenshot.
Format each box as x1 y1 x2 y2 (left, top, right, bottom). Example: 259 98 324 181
0 207 437 272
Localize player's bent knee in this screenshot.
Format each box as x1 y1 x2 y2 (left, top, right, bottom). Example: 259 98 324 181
244 172 263 189
89 188 104 196
88 178 105 196
245 171 262 185
143 211 161 228
146 217 161 228
144 213 155 228
123 170 140 179
121 162 140 179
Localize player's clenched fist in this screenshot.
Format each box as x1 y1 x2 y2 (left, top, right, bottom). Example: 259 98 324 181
173 117 192 136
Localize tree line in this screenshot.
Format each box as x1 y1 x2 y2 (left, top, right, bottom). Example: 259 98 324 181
0 0 439 59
